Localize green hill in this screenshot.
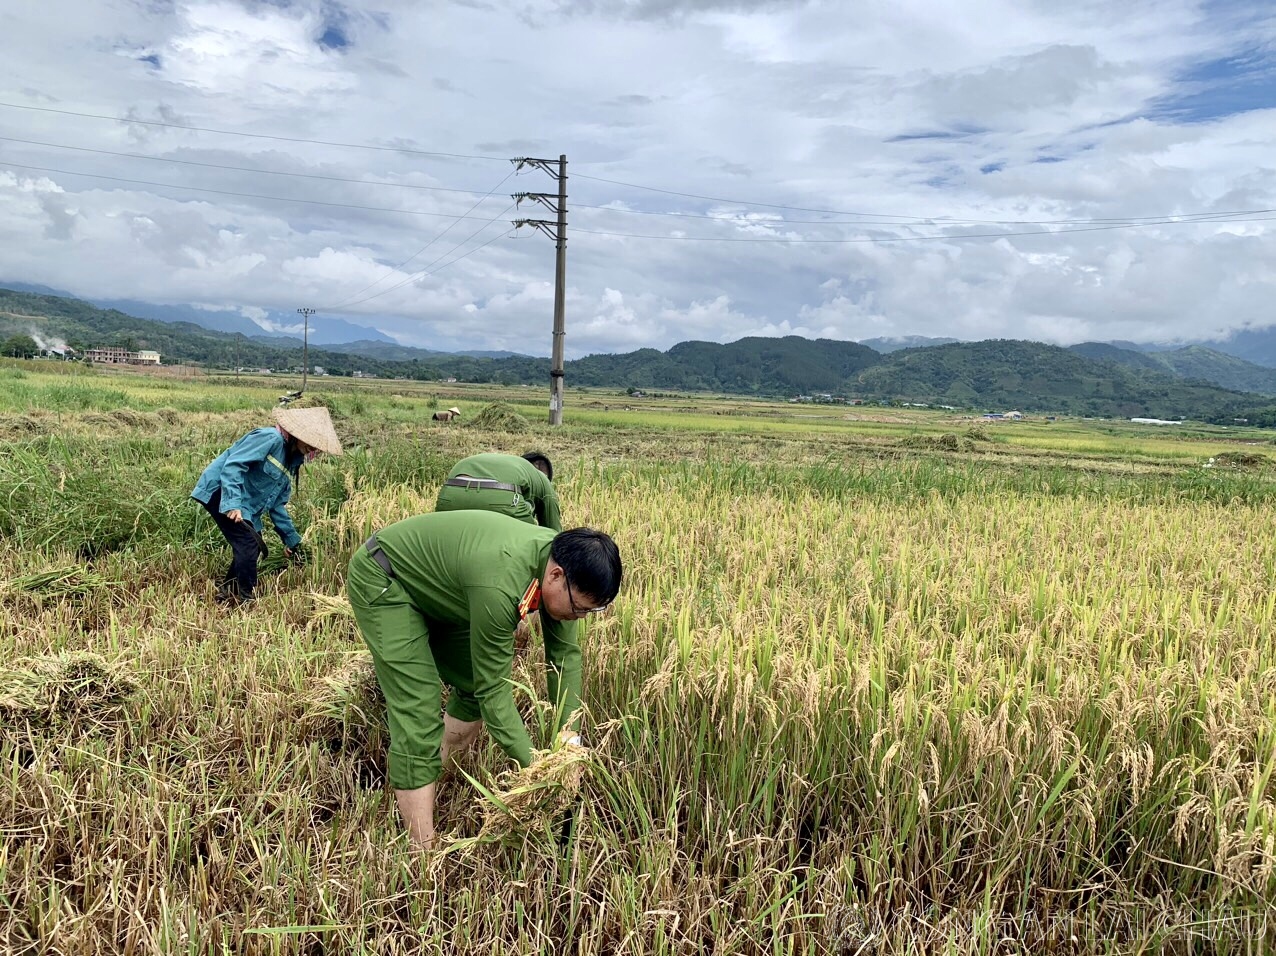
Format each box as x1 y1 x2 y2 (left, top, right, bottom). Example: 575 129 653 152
566 336 880 393
1071 342 1276 396
852 339 1268 420
6 287 1276 424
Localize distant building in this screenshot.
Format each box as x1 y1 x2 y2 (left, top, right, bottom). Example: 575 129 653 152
1131 418 1183 426
85 347 161 365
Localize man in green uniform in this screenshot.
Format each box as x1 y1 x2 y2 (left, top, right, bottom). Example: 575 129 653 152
346 510 622 849
435 451 561 530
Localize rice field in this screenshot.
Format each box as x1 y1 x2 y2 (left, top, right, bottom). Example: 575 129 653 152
1 362 1275 954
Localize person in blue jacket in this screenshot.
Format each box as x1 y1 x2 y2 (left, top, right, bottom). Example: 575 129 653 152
191 405 343 605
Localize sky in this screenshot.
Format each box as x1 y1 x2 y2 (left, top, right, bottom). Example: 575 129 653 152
0 0 1274 357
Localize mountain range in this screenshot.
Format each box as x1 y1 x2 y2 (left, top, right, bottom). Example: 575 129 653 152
4 286 1276 426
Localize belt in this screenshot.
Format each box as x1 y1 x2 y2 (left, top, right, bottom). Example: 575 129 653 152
445 476 519 493
364 532 395 579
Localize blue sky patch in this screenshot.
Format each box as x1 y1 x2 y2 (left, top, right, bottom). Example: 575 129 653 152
980 162 1004 174
1149 48 1276 123
137 53 161 69
318 1 352 50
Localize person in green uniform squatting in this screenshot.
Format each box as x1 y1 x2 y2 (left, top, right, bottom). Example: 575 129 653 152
346 509 622 849
435 451 561 530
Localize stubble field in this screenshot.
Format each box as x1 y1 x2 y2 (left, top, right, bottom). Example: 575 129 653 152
1 361 1274 954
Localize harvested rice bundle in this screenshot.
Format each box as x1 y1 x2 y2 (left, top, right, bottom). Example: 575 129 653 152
468 402 530 432
307 591 355 624
3 565 115 600
0 652 138 732
473 742 591 843
298 652 388 761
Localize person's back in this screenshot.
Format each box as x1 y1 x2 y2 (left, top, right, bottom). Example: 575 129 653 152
435 451 561 530
345 509 621 849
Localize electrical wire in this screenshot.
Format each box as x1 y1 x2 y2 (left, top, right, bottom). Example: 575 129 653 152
0 161 514 222
0 134 507 198
323 169 516 309
332 202 519 311
0 101 508 162
569 211 1276 243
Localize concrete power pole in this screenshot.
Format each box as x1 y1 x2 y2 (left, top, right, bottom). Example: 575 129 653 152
296 307 315 393
512 154 568 425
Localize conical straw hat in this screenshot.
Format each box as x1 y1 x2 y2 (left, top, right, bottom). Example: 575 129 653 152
448 407 462 415
272 406 343 456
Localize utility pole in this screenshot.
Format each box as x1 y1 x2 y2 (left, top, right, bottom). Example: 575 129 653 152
297 307 315 392
512 154 568 425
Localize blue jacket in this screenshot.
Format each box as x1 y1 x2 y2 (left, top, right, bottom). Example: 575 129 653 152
191 427 304 549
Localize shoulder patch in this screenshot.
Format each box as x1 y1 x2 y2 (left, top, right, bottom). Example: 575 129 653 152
518 579 541 620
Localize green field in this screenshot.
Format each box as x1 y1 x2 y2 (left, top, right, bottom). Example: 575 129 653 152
2 361 1274 954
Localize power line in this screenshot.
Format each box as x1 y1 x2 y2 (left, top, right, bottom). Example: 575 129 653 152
323 170 516 309
569 199 1274 227
570 211 1276 243
3 118 1266 228
332 202 519 311
0 161 513 221
0 135 503 197
0 101 508 162
7 134 1268 227
6 159 1268 244
572 171 1276 227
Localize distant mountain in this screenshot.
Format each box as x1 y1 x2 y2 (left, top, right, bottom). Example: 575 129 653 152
0 288 447 375
93 298 396 346
334 340 530 361
1097 329 1276 368
7 286 1276 425
1193 328 1276 370
567 336 881 393
860 335 958 352
1071 342 1276 396
851 339 1265 420
0 281 395 345
1069 342 1172 372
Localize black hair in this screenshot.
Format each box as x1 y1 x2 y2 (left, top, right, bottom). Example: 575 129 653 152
550 528 622 606
522 451 554 482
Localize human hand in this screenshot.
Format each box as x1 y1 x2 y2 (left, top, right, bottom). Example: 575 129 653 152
225 509 244 522
286 546 308 566
557 729 583 749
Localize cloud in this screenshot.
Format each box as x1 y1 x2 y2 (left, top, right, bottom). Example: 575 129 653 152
0 0 1273 358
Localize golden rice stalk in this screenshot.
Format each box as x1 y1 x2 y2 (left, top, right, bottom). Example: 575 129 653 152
3 565 115 599
309 591 355 622
297 653 388 761
474 744 591 843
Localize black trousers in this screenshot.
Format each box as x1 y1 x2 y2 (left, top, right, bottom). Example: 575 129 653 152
200 489 264 598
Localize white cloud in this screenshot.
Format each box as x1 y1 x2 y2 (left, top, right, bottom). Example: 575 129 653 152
0 0 1272 356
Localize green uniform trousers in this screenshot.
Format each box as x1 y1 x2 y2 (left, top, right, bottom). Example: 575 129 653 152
346 546 485 790
434 484 536 524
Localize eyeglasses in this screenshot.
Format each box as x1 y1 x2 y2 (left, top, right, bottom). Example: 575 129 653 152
565 577 611 616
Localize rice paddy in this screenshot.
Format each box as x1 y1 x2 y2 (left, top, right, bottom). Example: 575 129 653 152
1 361 1274 954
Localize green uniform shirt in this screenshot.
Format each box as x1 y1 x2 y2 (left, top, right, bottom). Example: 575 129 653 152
444 453 562 531
373 510 581 767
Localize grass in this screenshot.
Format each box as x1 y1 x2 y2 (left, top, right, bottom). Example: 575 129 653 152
0 363 1274 954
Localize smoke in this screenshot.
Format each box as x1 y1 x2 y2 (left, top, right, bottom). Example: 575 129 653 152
28 327 69 354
